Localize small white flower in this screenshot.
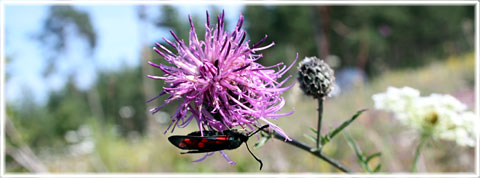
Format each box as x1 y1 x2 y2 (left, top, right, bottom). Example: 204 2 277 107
373 86 476 147
372 86 420 121
437 111 476 147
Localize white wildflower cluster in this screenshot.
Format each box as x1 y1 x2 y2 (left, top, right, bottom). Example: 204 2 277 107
65 125 95 155
372 86 476 147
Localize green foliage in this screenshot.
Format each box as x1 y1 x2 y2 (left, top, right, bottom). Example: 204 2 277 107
305 109 366 146
322 109 367 145
47 81 91 135
333 6 473 70
253 131 273 149
36 5 98 77
243 6 474 77
155 6 190 40
303 127 317 144
244 6 316 68
38 5 97 54
8 83 88 148
7 65 153 149
95 66 150 135
344 132 382 173
6 56 11 81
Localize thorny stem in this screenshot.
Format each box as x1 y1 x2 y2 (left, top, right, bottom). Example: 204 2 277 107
412 134 427 172
317 98 324 150
271 131 351 173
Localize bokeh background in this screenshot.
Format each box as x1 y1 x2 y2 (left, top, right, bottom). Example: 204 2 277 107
3 4 476 173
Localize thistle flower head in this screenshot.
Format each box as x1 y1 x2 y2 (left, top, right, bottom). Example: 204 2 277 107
147 10 296 140
297 56 335 99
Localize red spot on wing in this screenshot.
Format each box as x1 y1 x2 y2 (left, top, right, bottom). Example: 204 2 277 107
216 136 229 140
177 136 230 149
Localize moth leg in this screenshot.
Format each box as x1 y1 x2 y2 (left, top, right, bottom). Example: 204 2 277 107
181 150 212 154
180 149 222 154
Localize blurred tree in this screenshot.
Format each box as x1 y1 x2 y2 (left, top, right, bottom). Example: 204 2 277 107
312 6 331 60
95 66 150 136
33 5 103 114
5 55 49 172
37 5 97 76
155 6 188 38
243 6 474 77
6 56 11 80
10 81 89 147
35 5 105 125
8 5 102 154
328 6 474 75
137 5 160 134
244 6 317 69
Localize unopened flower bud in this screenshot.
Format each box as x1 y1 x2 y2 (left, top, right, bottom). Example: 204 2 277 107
297 56 335 99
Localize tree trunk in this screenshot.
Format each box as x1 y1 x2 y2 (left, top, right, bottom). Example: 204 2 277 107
312 6 330 59
137 5 160 134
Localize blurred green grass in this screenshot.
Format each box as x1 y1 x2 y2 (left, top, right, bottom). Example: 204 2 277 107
7 52 475 173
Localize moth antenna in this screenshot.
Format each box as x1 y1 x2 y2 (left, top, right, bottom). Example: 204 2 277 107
248 125 269 137
245 141 263 170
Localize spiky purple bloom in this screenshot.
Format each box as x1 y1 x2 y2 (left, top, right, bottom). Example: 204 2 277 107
147 10 296 140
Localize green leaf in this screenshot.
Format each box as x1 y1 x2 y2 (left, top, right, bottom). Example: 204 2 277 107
344 132 365 162
323 109 367 145
253 132 273 149
304 134 316 143
366 152 382 163
373 164 382 172
309 127 318 135
321 135 330 145
345 132 372 172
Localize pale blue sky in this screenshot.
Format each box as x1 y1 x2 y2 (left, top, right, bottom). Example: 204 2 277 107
4 4 244 104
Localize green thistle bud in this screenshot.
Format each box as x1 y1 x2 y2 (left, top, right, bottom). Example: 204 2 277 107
297 56 335 99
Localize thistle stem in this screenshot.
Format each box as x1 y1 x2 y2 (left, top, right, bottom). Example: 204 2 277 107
412 135 427 172
272 131 351 173
316 98 324 150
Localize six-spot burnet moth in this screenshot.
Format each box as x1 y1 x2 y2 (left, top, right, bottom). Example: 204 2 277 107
168 125 269 170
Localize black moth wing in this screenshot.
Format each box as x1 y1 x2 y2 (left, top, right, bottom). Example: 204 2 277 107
168 135 233 151
169 126 268 170
186 130 221 136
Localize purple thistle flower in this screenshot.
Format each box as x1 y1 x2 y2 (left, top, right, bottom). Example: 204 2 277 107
147 10 296 140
